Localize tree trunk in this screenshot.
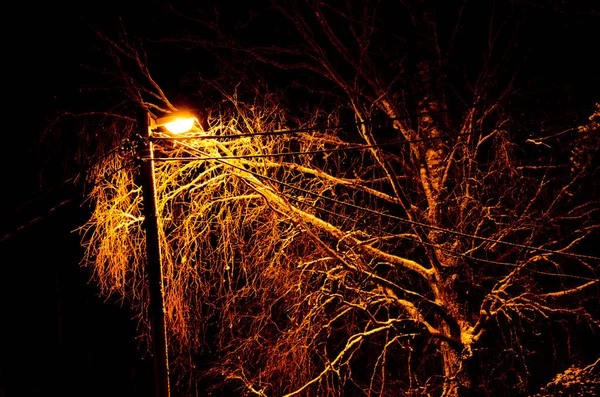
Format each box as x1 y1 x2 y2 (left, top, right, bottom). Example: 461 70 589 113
441 343 468 397
437 277 473 397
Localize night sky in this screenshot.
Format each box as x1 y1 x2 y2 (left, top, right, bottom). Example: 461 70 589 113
1 1 599 397
2 3 155 397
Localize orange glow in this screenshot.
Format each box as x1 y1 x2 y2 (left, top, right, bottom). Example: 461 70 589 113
154 111 197 134
163 117 195 134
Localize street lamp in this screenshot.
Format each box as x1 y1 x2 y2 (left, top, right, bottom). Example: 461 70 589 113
137 108 197 397
152 111 197 134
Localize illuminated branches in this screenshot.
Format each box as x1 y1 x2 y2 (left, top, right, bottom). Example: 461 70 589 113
79 1 600 396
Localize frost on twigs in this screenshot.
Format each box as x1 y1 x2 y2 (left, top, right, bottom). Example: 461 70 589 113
78 2 600 395
80 92 600 396
533 359 600 397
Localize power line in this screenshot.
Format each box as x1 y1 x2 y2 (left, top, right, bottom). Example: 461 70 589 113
151 112 443 141
277 174 599 261
148 132 475 161
0 144 132 243
10 176 78 215
5 84 596 245
8 144 126 215
12 110 475 212
188 144 599 262
14 79 590 211
280 192 599 281
0 199 76 243
8 82 583 228
155 129 598 281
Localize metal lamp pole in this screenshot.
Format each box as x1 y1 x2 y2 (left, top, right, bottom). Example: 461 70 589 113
137 109 171 397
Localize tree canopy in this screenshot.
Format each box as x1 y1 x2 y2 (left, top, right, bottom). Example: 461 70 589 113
57 1 600 396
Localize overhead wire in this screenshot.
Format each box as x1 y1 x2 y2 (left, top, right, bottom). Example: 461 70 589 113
0 199 76 243
5 103 472 223
0 142 134 243
256 166 600 261
4 85 597 244
154 139 599 283
8 144 126 215
6 82 583 222
162 139 599 282
149 132 476 161
152 105 476 141
276 190 599 282
152 107 445 140
170 141 600 263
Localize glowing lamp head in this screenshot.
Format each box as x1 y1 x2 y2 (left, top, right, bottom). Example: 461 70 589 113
154 111 197 134
163 117 195 133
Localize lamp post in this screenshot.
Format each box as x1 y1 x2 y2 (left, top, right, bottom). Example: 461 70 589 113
137 108 197 397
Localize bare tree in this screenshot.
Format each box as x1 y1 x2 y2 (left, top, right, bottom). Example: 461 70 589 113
76 1 599 396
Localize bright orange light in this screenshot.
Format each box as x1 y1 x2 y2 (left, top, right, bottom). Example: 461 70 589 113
163 117 196 134
154 111 197 134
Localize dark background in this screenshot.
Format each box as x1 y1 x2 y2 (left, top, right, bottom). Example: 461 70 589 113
1 3 155 397
1 1 598 396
